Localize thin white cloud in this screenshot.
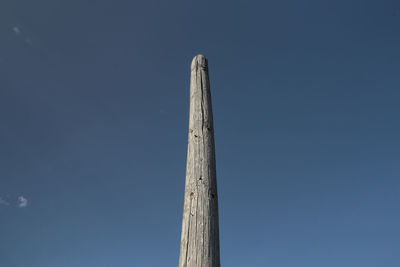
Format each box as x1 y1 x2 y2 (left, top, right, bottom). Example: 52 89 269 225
25 38 33 45
18 196 28 208
12 26 21 35
0 197 10 206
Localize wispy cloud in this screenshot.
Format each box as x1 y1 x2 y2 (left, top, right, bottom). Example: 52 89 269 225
12 26 21 35
25 38 32 45
18 196 28 208
11 26 33 45
0 197 10 206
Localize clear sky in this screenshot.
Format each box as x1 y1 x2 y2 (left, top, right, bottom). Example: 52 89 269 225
1 0 399 266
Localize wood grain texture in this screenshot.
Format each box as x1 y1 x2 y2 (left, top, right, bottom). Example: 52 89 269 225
179 55 220 267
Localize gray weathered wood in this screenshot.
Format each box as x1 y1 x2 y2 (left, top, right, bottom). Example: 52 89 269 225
179 55 220 267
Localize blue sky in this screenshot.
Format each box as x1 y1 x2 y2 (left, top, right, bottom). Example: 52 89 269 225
1 0 400 266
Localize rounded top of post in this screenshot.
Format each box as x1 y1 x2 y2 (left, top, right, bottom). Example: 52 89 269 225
191 54 208 71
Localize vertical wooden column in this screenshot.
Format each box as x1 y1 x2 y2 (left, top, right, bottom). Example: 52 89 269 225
179 55 220 267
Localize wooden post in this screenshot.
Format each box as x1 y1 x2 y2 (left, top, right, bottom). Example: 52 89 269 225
179 55 220 267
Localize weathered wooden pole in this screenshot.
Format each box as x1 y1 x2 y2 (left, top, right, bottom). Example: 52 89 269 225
179 55 220 267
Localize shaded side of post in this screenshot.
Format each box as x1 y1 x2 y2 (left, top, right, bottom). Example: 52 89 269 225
179 55 220 267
